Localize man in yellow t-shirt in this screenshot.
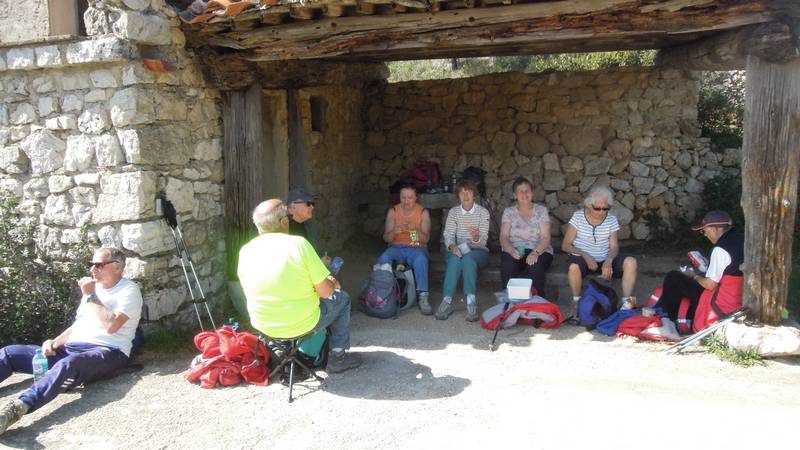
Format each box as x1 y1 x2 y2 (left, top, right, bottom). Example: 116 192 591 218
238 199 361 374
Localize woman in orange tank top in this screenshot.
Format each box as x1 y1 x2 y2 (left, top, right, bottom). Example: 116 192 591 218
376 185 433 314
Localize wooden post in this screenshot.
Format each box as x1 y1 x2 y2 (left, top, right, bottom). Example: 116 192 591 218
741 55 800 324
223 84 264 280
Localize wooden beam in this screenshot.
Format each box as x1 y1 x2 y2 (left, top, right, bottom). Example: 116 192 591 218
741 55 800 325
189 0 773 61
223 84 263 279
657 21 800 70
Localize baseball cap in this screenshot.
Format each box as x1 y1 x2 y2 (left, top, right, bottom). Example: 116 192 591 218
287 188 314 204
691 211 732 231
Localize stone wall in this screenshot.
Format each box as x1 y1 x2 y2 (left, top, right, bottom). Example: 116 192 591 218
0 0 225 326
0 0 50 44
300 86 366 252
362 68 741 241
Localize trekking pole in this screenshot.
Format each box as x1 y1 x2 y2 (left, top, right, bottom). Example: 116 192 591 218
665 308 747 354
159 193 217 331
489 301 511 351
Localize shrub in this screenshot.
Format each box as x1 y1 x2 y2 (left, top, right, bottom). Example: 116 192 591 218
0 192 90 346
701 172 744 227
698 71 745 151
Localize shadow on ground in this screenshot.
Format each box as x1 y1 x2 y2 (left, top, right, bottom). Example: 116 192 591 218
0 374 137 449
323 350 470 401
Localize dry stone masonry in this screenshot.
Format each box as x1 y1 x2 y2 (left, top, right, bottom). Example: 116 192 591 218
362 68 741 240
0 0 225 326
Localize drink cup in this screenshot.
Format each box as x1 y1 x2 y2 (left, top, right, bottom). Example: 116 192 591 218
458 242 471 255
516 245 526 257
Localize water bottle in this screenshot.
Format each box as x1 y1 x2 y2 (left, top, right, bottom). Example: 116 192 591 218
330 256 344 275
32 349 48 382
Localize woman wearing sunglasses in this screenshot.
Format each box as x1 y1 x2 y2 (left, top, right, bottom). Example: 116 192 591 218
562 186 638 310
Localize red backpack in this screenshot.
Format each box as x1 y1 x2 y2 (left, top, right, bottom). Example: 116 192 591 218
390 160 442 203
185 325 270 389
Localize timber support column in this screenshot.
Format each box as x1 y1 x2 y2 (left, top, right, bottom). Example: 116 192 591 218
741 55 800 324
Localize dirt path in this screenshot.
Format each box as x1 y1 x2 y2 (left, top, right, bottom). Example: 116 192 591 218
2 308 799 449
3 245 799 449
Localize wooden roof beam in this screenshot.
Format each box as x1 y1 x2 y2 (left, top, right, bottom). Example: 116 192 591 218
657 20 800 70
221 1 773 61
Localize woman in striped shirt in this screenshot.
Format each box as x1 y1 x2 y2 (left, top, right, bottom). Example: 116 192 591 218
435 179 491 322
561 186 639 309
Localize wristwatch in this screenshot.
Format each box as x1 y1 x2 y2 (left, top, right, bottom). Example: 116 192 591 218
85 293 99 303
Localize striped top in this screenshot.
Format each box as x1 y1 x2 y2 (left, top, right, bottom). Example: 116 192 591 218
443 203 490 251
568 210 620 261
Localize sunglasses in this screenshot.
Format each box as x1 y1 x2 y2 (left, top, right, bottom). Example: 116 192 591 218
591 206 610 212
292 201 315 207
89 260 119 269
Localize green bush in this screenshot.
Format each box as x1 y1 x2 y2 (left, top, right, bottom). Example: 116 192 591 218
0 192 90 346
701 172 744 227
698 71 745 151
387 51 657 82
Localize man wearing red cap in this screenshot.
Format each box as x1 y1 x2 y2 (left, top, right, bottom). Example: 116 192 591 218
653 211 744 332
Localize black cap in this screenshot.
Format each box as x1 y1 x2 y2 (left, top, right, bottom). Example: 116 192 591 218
287 188 314 204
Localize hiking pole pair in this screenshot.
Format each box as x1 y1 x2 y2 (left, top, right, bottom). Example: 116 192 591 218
158 193 217 331
665 308 747 354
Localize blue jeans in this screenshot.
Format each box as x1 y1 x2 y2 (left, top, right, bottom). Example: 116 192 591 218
0 343 128 411
314 290 351 351
443 249 489 298
376 244 429 291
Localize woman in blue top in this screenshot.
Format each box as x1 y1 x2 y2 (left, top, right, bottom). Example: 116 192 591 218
561 186 638 309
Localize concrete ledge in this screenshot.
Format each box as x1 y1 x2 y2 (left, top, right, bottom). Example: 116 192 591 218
0 37 138 73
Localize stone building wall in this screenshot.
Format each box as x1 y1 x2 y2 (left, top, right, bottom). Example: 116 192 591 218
0 0 225 326
362 68 741 241
0 0 50 44
299 86 366 252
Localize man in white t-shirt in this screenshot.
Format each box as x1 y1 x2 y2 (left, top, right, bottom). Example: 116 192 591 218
0 247 142 435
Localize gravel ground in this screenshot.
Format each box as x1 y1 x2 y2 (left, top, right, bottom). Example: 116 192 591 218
2 245 799 449
2 308 800 450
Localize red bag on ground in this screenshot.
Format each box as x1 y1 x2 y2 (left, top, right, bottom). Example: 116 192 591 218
480 296 564 331
185 326 270 388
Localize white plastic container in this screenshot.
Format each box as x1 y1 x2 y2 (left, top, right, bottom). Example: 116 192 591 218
507 278 532 300
458 242 471 255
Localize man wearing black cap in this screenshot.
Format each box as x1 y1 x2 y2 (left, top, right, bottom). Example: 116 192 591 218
287 188 331 267
653 211 744 332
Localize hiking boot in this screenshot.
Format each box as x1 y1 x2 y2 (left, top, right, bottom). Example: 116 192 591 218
418 291 432 315
326 350 362 374
435 300 454 320
0 399 29 435
465 302 479 322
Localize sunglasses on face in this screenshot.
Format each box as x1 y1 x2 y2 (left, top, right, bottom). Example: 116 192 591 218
89 261 118 269
592 206 610 212
293 201 314 207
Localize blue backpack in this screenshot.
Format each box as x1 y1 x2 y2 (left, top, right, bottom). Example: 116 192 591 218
577 280 618 330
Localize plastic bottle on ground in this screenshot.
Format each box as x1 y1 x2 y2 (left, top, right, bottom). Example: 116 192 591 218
32 348 49 382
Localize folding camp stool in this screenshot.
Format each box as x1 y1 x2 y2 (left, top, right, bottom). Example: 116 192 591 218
263 332 325 403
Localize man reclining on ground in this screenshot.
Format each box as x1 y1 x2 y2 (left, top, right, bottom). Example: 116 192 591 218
0 247 142 435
